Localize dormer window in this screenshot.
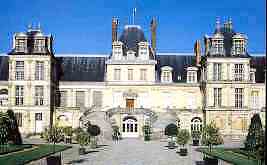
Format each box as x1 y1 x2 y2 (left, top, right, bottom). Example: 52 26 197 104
187 67 198 83
161 66 173 83
231 35 247 56
211 38 224 55
138 42 149 60
34 39 45 52
250 68 256 83
112 41 123 60
15 39 27 52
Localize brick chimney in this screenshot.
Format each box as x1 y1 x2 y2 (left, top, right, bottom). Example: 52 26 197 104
112 17 118 43
194 40 201 66
150 17 157 51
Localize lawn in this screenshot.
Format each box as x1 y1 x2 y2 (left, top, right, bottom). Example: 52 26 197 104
196 147 261 165
0 144 32 155
0 144 71 165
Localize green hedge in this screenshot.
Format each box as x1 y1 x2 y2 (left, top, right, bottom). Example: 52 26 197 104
197 147 259 165
0 144 32 155
0 144 71 165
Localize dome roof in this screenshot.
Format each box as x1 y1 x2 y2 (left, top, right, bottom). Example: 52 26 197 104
119 25 147 53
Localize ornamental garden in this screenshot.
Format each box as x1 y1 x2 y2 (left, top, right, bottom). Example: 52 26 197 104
0 110 265 165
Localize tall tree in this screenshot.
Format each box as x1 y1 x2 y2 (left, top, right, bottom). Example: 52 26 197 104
244 113 264 152
6 109 22 144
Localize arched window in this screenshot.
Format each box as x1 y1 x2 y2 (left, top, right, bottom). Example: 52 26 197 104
191 117 202 131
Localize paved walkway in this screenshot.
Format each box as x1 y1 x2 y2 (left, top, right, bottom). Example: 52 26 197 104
62 138 204 165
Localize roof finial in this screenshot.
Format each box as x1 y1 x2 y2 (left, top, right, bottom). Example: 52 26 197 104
28 23 32 30
228 17 232 31
37 22 41 29
132 7 136 25
216 17 221 32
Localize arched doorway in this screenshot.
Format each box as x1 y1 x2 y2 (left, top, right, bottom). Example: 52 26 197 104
122 116 138 138
191 117 202 132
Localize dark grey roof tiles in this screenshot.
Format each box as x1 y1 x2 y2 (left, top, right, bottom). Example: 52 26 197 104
56 56 107 81
119 25 146 54
0 56 9 81
251 56 266 83
156 54 195 82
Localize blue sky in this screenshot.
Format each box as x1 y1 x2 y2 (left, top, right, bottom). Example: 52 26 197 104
0 0 265 54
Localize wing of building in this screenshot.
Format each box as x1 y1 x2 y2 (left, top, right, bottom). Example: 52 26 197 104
0 18 265 141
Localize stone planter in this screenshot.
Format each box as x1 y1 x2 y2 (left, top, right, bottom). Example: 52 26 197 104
179 148 188 156
203 157 218 165
46 155 61 165
79 147 86 155
168 141 175 149
192 139 199 146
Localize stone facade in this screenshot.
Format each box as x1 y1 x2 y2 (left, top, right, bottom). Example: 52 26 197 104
0 19 265 141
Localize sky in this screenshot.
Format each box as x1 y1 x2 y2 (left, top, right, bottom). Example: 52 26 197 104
0 0 265 54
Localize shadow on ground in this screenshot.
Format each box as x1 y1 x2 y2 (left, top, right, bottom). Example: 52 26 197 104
195 160 205 165
67 158 87 164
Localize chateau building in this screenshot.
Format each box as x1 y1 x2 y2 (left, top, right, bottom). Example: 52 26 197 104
0 18 265 140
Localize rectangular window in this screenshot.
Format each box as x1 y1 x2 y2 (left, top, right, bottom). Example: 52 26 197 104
114 69 121 80
15 112 22 127
214 88 222 107
34 39 45 52
15 86 24 105
188 71 195 83
35 86 44 106
140 69 147 81
213 63 222 80
76 91 85 107
234 64 244 81
163 71 170 82
15 61 24 80
35 113 42 121
128 69 133 80
15 39 26 52
235 88 243 108
35 61 44 80
59 91 67 107
93 91 102 107
251 91 259 108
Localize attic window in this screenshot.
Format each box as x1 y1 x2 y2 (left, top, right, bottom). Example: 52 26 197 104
161 66 173 83
15 39 26 52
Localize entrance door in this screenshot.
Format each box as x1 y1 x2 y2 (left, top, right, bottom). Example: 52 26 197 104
126 99 134 109
122 116 138 138
35 113 43 133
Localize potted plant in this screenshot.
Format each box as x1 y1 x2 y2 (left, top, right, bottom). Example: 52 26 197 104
76 130 90 155
87 124 101 149
201 121 223 165
191 130 201 146
63 126 73 144
143 125 151 141
45 126 64 165
176 129 190 156
164 123 178 149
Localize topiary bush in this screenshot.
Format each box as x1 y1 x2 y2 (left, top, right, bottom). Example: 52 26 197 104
164 123 178 137
201 121 223 151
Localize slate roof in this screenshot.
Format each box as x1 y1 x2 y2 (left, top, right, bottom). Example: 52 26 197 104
156 54 195 82
0 56 9 81
56 56 107 81
119 25 146 54
207 27 250 57
0 54 265 83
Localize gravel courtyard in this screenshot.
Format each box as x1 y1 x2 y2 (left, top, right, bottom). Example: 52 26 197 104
61 138 205 165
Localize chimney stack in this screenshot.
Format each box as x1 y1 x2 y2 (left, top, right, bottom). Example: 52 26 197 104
112 17 119 43
150 17 157 52
194 40 201 66
204 35 210 56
